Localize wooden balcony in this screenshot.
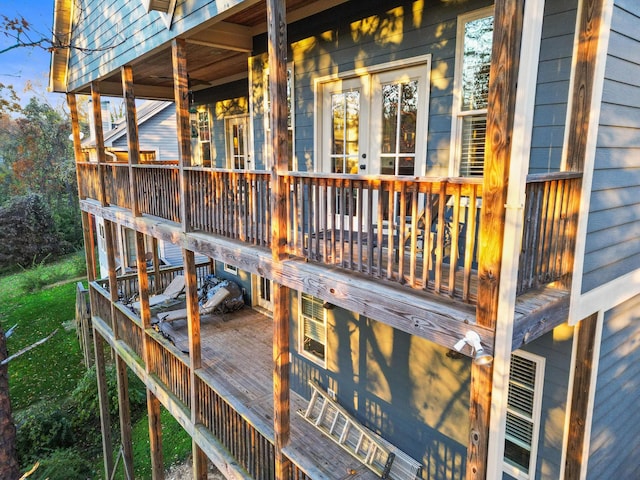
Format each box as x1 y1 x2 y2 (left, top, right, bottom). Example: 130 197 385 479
78 162 581 305
89 280 392 480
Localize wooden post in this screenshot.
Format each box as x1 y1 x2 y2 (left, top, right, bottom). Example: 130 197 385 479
135 232 152 329
67 93 86 203
93 333 114 479
121 65 141 217
267 0 291 478
81 211 97 282
152 238 161 294
115 356 135 478
147 389 165 480
564 313 599 478
471 0 524 478
91 82 108 207
183 249 207 479
104 220 120 338
171 38 192 232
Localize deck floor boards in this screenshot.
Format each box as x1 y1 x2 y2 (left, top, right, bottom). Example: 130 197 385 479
162 308 379 479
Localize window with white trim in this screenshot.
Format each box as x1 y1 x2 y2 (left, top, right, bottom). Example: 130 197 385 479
299 293 326 365
451 7 494 177
196 108 212 166
223 263 238 275
503 350 545 479
262 63 295 170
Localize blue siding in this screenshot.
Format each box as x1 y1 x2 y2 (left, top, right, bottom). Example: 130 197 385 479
112 104 179 161
587 293 640 479
582 1 640 293
291 296 470 480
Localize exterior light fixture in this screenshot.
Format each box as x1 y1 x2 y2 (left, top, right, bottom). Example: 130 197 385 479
453 331 493 366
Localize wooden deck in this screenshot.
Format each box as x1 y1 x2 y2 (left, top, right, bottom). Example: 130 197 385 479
158 307 380 480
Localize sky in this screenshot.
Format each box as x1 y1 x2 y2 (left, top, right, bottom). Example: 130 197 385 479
0 0 61 107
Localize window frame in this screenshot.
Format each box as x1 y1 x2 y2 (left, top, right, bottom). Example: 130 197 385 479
449 6 495 177
223 263 238 275
503 350 546 479
298 292 327 367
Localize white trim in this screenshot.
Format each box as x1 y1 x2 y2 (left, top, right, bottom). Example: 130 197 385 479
502 350 546 479
223 263 238 275
449 6 495 177
248 55 256 169
224 114 250 170
568 0 615 326
559 310 604 480
572 268 640 323
486 0 546 478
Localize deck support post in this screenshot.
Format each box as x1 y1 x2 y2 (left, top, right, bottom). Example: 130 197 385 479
147 389 165 480
93 332 114 479
182 248 207 478
564 313 600 478
121 65 141 217
171 38 192 233
267 0 291 477
81 211 97 282
116 356 135 479
472 0 525 478
104 220 120 337
152 238 161 294
90 81 108 208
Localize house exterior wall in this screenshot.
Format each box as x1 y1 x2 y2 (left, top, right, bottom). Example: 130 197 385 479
502 328 573 480
587 293 640 479
529 0 578 174
582 0 640 293
290 293 470 480
111 105 179 160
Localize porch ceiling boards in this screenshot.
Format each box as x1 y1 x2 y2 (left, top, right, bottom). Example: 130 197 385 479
162 307 379 480
73 0 349 99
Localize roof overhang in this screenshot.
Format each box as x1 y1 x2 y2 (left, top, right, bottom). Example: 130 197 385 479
49 0 73 93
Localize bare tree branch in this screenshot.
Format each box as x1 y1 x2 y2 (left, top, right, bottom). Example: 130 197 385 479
0 329 58 366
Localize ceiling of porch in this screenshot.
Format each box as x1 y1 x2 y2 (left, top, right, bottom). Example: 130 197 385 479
74 0 348 100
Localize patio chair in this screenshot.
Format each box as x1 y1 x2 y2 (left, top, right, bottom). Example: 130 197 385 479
156 286 231 324
131 275 185 312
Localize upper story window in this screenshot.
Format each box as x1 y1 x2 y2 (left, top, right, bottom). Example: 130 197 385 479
196 108 211 166
451 7 494 177
504 350 545 479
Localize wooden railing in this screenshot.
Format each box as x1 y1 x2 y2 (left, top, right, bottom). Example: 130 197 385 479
104 163 131 209
77 162 100 200
518 172 582 294
187 169 272 246
133 165 181 222
89 282 113 330
113 304 144 358
79 163 580 301
147 335 191 407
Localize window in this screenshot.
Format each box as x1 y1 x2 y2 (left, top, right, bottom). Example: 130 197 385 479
223 263 238 275
451 7 494 177
225 115 250 169
503 351 545 479
299 293 326 365
197 108 211 165
262 63 295 170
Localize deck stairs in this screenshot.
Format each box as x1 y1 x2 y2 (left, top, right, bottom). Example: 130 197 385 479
298 381 422 480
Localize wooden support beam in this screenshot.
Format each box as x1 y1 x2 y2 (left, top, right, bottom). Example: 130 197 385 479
66 93 85 195
116 356 135 479
564 313 598 478
564 0 606 173
267 0 288 262
152 238 161 294
147 389 165 480
93 332 114 479
192 441 209 480
90 82 109 207
471 0 524 478
272 282 291 480
171 38 192 232
81 211 97 282
104 220 120 339
121 65 141 217
135 231 152 329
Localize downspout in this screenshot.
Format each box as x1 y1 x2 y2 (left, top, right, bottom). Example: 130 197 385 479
485 0 546 477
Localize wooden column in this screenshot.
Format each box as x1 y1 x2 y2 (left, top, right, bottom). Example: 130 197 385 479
171 38 192 232
115 356 135 478
147 389 164 480
81 211 97 282
267 0 291 478
564 313 599 478
183 249 207 479
152 238 161 294
67 93 86 200
91 82 108 207
564 0 606 173
471 0 524 478
121 65 141 217
104 220 120 337
93 333 114 479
